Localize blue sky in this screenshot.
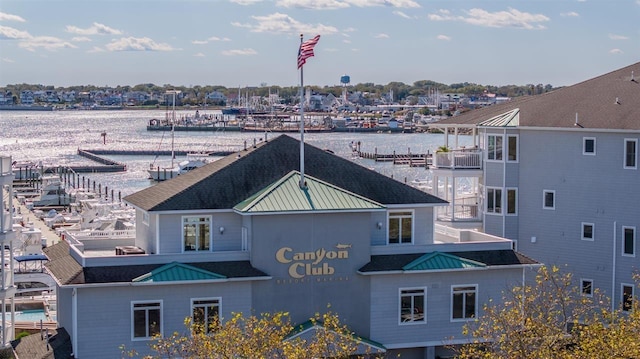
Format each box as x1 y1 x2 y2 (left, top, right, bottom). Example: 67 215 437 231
1 0 639 88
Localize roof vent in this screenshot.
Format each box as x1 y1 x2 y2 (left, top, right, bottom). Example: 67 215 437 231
632 70 635 82
574 113 583 128
615 97 621 105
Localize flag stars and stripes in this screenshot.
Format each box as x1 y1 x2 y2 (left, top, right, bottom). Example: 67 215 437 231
297 35 321 69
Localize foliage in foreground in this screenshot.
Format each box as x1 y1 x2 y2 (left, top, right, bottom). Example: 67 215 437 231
122 310 385 359
456 266 640 359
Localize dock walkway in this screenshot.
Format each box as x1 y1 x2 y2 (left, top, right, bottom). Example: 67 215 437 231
356 148 432 168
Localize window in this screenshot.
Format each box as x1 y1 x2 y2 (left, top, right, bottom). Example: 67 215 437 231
583 137 596 155
452 285 477 320
388 211 413 244
581 279 593 297
487 135 503 161
582 223 594 241
132 301 162 340
400 288 426 324
506 188 517 215
624 139 637 169
142 212 149 226
192 298 220 333
543 190 555 210
507 135 518 162
623 226 636 256
622 284 634 312
486 188 502 214
183 216 211 252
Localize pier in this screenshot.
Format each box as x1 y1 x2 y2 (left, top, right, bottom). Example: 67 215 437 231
355 148 432 168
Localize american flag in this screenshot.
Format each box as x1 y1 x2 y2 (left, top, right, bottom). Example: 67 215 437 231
297 35 321 69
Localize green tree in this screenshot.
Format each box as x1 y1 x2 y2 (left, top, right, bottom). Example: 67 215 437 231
122 310 385 359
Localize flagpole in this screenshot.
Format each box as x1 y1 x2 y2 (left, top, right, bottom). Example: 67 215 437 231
299 34 306 189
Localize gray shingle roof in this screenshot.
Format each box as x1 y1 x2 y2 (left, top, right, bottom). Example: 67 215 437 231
44 241 268 285
12 327 73 359
124 134 447 212
358 250 538 273
434 62 640 130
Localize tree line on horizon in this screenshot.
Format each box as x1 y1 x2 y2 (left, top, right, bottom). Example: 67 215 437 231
1 80 556 107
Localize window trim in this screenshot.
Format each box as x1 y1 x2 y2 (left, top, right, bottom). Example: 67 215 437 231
624 138 637 169
581 279 593 297
622 226 636 257
506 188 518 216
451 284 478 322
486 187 502 215
507 134 519 162
581 222 594 241
387 210 414 245
131 300 163 341
182 215 212 253
622 283 634 312
486 134 503 162
399 287 427 325
191 297 221 333
543 190 555 210
583 137 596 156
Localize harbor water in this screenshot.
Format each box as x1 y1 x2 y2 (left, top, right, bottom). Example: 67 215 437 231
0 109 472 196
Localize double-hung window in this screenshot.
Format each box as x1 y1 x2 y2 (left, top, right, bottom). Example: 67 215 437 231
583 137 596 155
183 216 211 252
132 301 162 340
487 135 503 161
452 285 477 321
543 190 555 210
400 288 426 324
581 279 593 297
388 211 413 244
507 135 518 162
582 223 594 241
622 284 634 312
506 188 517 215
192 298 220 333
623 226 636 256
624 139 637 169
486 188 502 214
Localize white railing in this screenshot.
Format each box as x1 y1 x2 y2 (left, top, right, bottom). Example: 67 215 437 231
64 229 135 240
434 150 482 169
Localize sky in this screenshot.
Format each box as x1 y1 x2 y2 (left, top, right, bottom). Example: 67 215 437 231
0 0 639 89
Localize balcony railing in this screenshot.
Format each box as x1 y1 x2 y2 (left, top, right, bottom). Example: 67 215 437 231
434 150 482 169
0 156 11 176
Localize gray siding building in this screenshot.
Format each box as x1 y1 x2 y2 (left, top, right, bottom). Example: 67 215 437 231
39 135 538 358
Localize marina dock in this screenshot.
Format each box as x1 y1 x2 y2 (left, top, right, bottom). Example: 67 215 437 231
355 148 432 168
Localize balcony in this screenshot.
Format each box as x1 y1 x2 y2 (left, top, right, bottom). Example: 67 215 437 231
433 149 482 170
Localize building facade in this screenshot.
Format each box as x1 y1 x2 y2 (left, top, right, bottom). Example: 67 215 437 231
42 135 537 358
433 62 640 313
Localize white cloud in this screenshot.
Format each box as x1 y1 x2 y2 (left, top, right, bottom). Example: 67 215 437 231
560 11 579 17
221 48 257 56
194 52 205 57
393 11 412 19
1 57 15 63
230 0 263 4
233 12 338 35
609 34 628 40
192 40 209 45
437 34 451 41
72 36 92 42
610 48 623 54
66 22 122 35
275 0 419 9
209 36 231 42
105 37 176 51
88 46 105 53
0 12 26 22
374 33 389 39
343 39 351 44
18 36 77 51
428 7 550 30
0 25 31 39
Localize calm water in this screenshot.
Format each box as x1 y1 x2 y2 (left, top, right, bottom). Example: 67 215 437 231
0 109 472 196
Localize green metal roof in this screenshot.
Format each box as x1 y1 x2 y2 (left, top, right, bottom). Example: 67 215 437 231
132 262 227 282
478 108 520 127
402 252 486 271
234 170 386 213
286 320 386 353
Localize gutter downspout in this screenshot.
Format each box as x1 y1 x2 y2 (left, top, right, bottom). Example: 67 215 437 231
502 128 507 238
612 221 617 313
72 287 78 358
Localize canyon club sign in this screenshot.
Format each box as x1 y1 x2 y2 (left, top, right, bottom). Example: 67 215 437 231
275 244 351 279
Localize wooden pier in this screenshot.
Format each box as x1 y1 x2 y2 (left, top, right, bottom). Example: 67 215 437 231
356 148 432 168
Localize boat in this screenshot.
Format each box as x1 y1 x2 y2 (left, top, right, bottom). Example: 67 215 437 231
148 158 207 181
20 175 72 209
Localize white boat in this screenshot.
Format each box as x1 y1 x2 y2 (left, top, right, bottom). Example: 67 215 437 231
148 158 207 181
24 175 71 209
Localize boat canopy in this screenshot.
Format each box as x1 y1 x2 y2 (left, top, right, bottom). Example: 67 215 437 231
14 254 48 262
